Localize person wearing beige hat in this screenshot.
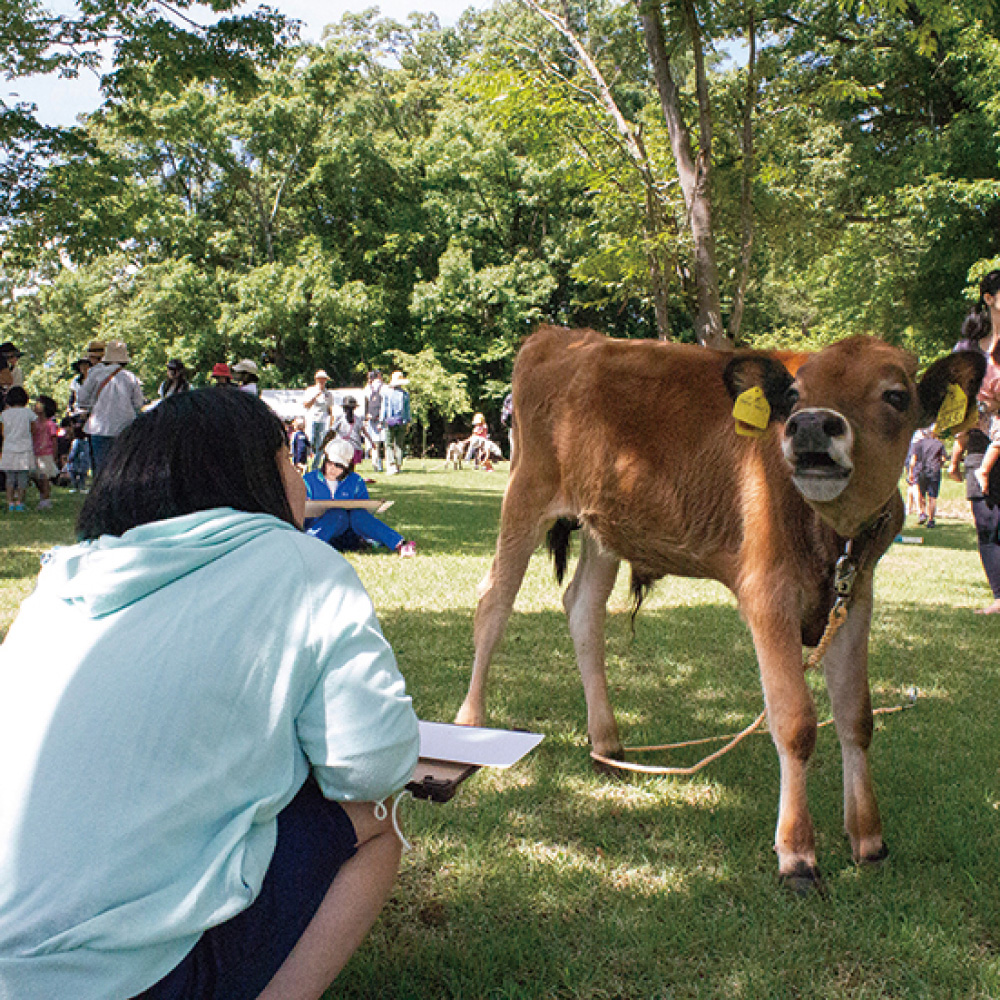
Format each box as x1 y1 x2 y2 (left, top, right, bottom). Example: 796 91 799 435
303 369 334 456
77 340 144 477
379 371 411 475
232 359 260 395
86 339 106 365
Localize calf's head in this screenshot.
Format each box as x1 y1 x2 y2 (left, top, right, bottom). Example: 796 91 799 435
725 337 985 537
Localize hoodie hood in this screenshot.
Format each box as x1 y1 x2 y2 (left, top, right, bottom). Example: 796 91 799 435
46 508 297 618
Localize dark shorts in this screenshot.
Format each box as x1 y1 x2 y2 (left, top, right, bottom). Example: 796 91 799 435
917 472 941 498
138 778 357 1000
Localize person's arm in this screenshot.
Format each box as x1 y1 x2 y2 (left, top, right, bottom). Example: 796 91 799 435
949 433 967 481
303 386 321 409
295 556 419 802
76 368 98 410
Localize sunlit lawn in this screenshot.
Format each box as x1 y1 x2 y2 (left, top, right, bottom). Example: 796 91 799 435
2 467 999 999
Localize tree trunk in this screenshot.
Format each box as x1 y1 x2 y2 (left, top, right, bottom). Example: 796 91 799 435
728 4 756 343
636 0 729 348
521 0 672 339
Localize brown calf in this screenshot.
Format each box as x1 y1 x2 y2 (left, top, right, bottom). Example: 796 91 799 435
456 326 984 887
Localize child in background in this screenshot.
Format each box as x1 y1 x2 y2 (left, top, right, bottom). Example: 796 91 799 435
30 395 59 509
0 386 37 512
66 423 91 492
290 416 310 473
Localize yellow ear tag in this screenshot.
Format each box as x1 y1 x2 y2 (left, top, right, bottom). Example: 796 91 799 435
934 384 968 433
733 386 771 437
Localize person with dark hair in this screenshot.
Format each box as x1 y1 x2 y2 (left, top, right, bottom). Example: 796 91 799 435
0 343 24 413
0 385 34 511
209 361 233 386
158 359 190 399
0 388 419 999
951 276 1000 612
67 357 92 418
29 395 59 509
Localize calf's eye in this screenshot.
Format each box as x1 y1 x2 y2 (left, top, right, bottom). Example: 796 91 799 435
882 389 910 412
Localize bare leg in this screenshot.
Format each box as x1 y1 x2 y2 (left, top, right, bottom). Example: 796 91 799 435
256 801 402 1000
821 583 885 864
562 530 622 757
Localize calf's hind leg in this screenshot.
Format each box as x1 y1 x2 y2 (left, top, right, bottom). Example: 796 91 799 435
562 531 623 759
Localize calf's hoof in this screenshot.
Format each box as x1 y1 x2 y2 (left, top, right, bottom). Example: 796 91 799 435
857 843 889 867
779 861 825 897
454 703 482 727
590 746 627 778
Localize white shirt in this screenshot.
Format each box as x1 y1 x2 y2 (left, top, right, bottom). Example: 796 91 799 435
78 363 145 436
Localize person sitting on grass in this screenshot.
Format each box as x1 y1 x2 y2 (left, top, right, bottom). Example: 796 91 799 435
0 387 419 1000
304 438 416 557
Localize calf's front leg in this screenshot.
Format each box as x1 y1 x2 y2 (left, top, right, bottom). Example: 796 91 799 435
743 586 820 887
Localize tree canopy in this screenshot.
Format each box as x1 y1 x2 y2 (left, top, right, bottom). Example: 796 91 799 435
5 0 1000 434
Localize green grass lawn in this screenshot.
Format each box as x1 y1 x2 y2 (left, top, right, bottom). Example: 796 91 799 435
2 467 999 999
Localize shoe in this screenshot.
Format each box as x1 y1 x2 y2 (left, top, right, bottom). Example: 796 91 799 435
926 519 936 528
13 504 25 512
397 541 416 558
917 513 927 525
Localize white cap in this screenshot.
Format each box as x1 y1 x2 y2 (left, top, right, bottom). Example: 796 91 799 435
324 438 355 468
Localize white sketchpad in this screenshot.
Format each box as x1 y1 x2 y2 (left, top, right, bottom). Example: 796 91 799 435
417 721 544 768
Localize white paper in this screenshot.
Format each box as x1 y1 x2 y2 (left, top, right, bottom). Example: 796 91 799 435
417 721 543 769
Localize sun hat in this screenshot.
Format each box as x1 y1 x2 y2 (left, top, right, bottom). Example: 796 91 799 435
324 438 355 468
232 359 258 376
86 339 106 356
211 362 232 379
389 371 409 387
103 341 130 365
314 369 330 381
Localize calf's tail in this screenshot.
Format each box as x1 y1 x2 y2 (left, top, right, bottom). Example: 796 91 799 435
546 517 579 585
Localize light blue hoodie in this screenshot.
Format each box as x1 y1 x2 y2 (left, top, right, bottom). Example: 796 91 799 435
0 508 419 1000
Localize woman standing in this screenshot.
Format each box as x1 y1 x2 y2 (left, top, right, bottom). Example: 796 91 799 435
158 359 190 399
951 270 1000 613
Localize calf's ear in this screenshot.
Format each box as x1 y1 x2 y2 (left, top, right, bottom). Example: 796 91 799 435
722 353 795 436
917 350 987 433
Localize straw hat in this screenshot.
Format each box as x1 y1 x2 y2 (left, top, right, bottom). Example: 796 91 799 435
103 341 130 365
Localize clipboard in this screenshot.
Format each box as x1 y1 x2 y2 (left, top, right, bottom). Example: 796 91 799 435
304 498 394 518
406 721 544 803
